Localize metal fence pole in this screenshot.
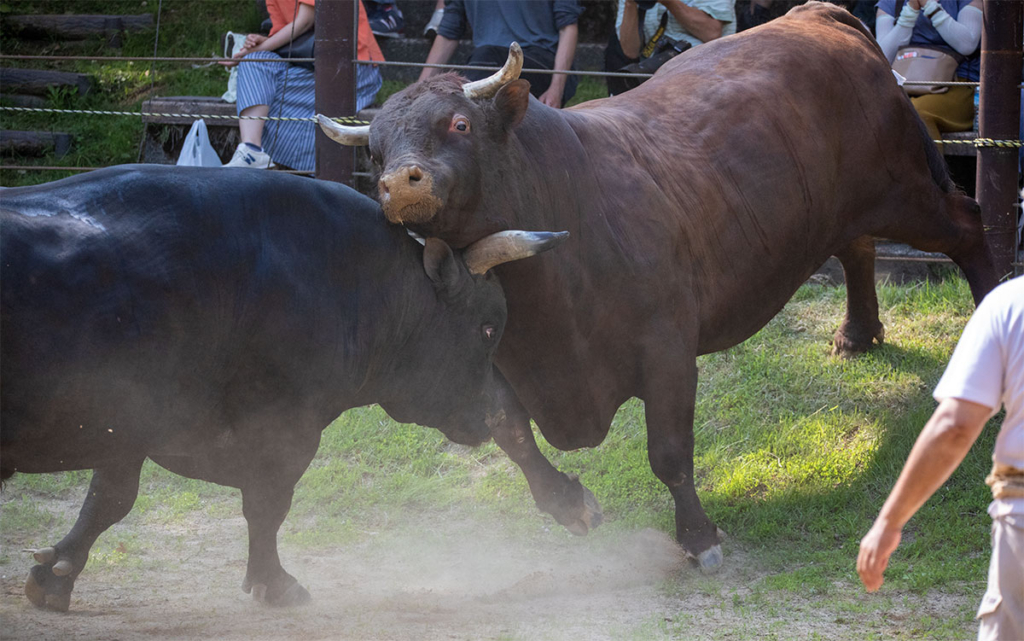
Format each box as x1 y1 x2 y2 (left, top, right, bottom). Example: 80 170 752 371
976 0 1023 279
315 0 356 184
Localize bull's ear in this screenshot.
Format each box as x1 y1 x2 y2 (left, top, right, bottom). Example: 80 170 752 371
492 79 531 131
423 237 462 294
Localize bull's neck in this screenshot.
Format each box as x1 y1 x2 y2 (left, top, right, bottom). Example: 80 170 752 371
460 106 590 242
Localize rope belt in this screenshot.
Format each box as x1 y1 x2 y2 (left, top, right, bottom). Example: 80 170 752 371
987 463 1024 500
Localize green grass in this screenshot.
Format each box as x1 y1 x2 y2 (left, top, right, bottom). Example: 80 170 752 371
1 277 996 605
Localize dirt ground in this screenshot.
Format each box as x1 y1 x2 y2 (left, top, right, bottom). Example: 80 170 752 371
0 497 977 641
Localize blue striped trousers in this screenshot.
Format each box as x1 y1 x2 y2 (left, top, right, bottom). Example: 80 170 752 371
236 50 382 172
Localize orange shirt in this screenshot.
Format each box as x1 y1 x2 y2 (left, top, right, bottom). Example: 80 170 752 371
266 0 384 63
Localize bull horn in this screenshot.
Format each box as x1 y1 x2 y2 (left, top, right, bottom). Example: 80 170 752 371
463 42 524 100
52 560 73 576
316 114 370 147
464 230 569 275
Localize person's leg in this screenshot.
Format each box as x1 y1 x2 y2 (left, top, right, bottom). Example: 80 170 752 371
356 64 384 111
228 50 283 168
911 83 975 142
976 515 1024 641
239 105 270 148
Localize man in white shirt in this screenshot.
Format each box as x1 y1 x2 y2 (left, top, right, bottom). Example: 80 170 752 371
858 276 1024 640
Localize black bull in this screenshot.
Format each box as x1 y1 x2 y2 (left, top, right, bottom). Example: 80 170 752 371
0 165 565 610
319 2 999 569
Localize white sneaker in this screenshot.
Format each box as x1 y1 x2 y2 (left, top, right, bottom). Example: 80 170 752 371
423 8 443 38
223 143 275 169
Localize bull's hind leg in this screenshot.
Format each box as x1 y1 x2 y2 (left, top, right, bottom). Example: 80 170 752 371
25 457 144 611
489 371 603 535
240 479 310 606
832 236 885 357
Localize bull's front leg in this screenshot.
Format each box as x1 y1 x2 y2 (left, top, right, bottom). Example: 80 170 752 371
490 372 603 535
25 458 145 611
240 480 310 607
643 351 722 571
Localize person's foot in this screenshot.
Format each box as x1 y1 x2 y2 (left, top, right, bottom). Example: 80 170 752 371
423 8 443 38
223 143 274 169
368 3 404 38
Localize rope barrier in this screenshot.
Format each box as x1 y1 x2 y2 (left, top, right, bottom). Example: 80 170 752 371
0 105 368 125
4 106 1020 148
0 164 313 175
933 138 1024 149
5 54 1024 87
0 54 313 64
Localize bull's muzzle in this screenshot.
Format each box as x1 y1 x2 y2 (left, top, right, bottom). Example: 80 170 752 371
378 164 441 224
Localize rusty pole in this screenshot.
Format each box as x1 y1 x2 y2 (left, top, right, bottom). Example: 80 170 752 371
315 0 356 184
976 0 1022 279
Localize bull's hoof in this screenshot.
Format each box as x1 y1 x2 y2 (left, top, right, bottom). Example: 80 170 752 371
831 323 884 358
695 545 723 573
25 564 73 612
249 579 311 607
543 474 604 536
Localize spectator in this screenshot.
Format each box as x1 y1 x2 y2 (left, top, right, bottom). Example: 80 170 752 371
222 0 384 170
737 0 771 32
875 0 982 141
858 275 1024 641
366 1 405 38
606 0 735 95
418 0 583 109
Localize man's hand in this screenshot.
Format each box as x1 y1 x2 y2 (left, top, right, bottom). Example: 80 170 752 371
538 85 563 108
908 0 923 9
245 33 268 49
857 522 902 592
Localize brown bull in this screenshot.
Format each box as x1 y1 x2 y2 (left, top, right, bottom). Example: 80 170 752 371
319 2 997 569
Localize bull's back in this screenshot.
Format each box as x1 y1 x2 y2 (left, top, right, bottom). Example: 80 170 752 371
1 167 393 474
565 2 935 351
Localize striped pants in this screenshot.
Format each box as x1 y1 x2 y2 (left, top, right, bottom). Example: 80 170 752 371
236 51 382 172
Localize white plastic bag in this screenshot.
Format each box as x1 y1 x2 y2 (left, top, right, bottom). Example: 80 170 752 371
221 31 247 103
176 119 222 167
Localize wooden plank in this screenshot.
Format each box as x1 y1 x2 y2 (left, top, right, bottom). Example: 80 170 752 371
141 96 238 126
0 130 72 158
4 14 153 40
940 130 977 157
0 67 91 97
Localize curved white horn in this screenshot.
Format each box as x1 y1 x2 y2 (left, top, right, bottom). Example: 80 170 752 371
463 42 524 100
317 114 370 147
464 230 569 275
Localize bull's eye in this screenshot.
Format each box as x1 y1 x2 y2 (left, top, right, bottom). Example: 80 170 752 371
482 324 497 343
450 115 470 134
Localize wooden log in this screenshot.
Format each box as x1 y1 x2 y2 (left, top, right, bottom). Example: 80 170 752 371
4 14 153 40
141 96 239 126
0 130 73 158
0 67 91 97
0 94 48 108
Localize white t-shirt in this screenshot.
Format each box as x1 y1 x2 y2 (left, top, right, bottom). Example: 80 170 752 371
934 276 1024 518
616 0 737 51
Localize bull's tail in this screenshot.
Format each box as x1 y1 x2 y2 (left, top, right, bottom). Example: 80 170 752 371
912 104 958 193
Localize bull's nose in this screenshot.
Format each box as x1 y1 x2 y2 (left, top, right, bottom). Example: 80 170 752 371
376 163 439 224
